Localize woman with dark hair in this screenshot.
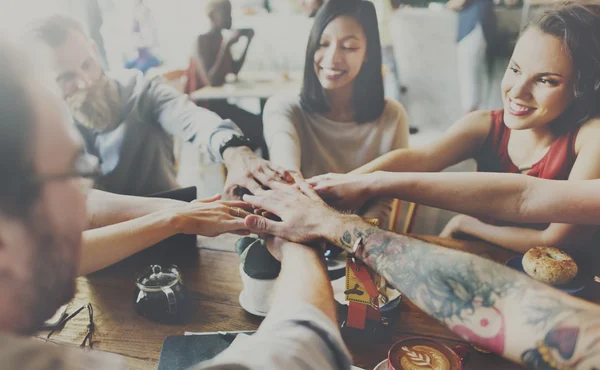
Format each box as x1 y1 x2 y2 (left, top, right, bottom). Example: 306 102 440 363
310 3 600 254
263 0 409 221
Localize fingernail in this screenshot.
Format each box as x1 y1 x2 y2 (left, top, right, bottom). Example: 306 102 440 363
245 216 256 228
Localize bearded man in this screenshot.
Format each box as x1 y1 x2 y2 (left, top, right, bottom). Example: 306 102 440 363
30 15 279 197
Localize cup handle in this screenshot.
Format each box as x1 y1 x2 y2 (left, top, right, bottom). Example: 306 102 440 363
162 287 178 315
454 345 471 364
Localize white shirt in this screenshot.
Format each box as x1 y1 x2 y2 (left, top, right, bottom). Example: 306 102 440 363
200 304 352 370
263 94 409 177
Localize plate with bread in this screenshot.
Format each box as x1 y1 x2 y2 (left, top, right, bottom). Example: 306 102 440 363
506 246 585 294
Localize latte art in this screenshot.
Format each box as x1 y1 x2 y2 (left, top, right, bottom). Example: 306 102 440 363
399 345 451 370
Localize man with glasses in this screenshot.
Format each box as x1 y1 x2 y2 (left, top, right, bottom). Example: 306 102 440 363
26 15 294 275
30 14 286 199
0 37 353 370
0 39 120 368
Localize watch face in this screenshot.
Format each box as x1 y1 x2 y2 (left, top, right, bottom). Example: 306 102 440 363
221 134 237 148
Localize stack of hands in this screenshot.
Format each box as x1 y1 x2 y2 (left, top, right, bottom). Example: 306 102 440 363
204 147 377 259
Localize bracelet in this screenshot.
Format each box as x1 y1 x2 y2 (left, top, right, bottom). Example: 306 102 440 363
352 236 364 256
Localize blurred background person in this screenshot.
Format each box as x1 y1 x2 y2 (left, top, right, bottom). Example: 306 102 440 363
124 0 161 74
185 0 264 153
448 0 497 114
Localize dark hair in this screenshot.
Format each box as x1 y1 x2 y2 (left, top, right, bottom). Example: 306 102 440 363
0 40 39 217
526 3 600 127
29 14 87 48
300 0 385 123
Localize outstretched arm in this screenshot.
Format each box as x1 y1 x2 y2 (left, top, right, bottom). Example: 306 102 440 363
242 186 600 369
311 171 600 226
202 239 351 370
331 219 600 369
86 189 185 229
81 195 250 275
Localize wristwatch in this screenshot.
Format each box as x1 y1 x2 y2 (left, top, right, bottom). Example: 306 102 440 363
219 135 252 158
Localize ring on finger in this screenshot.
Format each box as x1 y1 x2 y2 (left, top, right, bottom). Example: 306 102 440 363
230 207 242 217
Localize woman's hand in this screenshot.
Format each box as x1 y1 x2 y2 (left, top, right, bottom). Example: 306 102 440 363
307 172 376 211
171 194 252 237
222 147 294 200
440 214 477 239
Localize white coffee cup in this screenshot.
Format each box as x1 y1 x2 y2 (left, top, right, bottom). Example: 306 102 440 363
238 264 276 316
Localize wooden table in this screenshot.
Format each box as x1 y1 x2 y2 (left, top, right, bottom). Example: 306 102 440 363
35 234 599 370
188 71 302 105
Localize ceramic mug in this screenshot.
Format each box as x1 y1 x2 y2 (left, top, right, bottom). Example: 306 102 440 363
238 264 276 316
388 337 469 370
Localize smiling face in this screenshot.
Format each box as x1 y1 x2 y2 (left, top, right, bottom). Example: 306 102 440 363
501 27 575 131
313 15 367 93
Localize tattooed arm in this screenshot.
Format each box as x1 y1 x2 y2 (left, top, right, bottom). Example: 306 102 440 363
243 186 600 369
329 219 600 369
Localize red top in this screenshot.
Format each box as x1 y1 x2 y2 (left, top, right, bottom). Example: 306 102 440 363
476 110 579 179
475 110 580 228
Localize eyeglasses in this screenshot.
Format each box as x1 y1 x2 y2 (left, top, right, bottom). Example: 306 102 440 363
35 153 101 193
46 303 95 348
80 303 95 348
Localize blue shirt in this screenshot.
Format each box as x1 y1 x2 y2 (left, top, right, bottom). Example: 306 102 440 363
76 69 242 196
457 0 496 43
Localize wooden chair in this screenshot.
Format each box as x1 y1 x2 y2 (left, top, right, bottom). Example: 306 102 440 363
146 67 188 93
388 199 419 234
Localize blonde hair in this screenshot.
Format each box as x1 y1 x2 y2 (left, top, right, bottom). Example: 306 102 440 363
205 0 231 15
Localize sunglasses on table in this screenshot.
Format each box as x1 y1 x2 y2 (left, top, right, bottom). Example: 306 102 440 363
47 303 95 348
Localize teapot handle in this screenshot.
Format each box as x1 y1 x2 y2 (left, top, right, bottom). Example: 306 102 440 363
162 287 178 315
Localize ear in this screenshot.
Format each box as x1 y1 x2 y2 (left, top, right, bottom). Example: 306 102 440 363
207 10 216 23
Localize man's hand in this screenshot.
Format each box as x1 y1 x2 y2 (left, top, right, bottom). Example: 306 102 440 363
307 172 377 211
222 146 293 199
171 194 252 237
242 181 353 244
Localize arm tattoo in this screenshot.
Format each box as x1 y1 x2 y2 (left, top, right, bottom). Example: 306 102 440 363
521 299 600 369
349 229 519 354
339 227 377 252
523 296 584 330
340 231 352 250
359 231 516 321
348 228 600 367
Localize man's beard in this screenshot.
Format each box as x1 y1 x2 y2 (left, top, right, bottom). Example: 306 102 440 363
21 206 80 334
66 74 122 132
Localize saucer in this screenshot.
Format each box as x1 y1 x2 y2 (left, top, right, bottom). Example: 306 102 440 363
505 256 585 294
238 290 268 317
373 359 388 370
